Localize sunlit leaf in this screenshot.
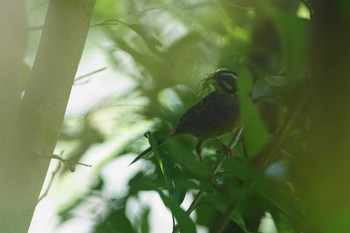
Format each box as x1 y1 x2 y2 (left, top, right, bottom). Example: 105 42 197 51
146 131 165 175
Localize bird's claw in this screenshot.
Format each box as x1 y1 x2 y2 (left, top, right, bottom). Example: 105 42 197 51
217 141 235 157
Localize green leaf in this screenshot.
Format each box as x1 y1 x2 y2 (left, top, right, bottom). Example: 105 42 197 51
158 191 196 233
231 207 250 233
237 69 269 158
146 131 165 175
128 172 163 195
163 160 186 205
114 20 166 61
140 207 150 233
265 75 288 87
94 207 136 233
252 77 287 106
261 4 310 84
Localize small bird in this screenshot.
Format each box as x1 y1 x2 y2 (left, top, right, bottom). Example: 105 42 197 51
130 68 240 164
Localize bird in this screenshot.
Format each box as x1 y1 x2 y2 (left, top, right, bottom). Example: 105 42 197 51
130 68 241 164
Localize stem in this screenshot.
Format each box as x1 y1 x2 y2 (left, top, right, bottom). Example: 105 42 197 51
173 127 244 233
213 202 237 233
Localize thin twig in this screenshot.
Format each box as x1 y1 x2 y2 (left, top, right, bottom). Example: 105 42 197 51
229 125 244 149
89 19 119 27
41 153 92 172
213 202 237 233
74 67 107 84
37 161 61 202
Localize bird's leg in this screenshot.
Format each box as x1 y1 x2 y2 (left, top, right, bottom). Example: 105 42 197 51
195 141 204 164
216 139 235 157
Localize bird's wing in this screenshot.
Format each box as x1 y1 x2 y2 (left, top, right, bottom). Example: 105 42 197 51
174 92 226 135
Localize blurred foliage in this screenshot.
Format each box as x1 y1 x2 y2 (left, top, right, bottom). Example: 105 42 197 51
28 0 339 232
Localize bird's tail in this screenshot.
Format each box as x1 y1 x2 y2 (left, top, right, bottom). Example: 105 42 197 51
129 130 175 165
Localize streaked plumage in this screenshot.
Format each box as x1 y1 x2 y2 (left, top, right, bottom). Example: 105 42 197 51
130 68 240 164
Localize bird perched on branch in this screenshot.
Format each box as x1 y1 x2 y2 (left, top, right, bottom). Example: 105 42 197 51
130 68 240 164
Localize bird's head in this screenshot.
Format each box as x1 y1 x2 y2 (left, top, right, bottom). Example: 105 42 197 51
205 68 238 94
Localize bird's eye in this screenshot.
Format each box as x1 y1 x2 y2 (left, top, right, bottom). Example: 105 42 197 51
212 68 238 93
217 76 236 93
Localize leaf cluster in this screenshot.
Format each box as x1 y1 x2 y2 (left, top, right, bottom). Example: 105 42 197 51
54 1 312 232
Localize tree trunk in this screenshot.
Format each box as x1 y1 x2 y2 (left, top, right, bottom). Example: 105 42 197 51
294 1 350 232
0 0 96 232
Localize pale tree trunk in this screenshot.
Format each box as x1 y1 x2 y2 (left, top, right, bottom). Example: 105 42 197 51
0 1 28 158
0 0 96 232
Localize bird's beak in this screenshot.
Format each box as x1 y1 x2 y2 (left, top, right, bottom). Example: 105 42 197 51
200 73 216 92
